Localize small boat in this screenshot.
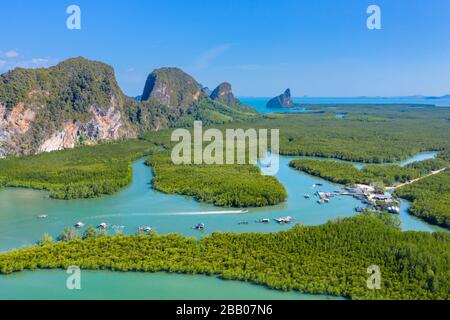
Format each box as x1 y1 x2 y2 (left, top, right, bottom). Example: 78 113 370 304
37 214 48 219
192 223 206 231
97 223 108 230
112 225 126 230
324 198 330 203
355 207 364 213
238 221 249 225
317 199 324 205
274 216 293 224
316 183 324 187
240 209 250 214
387 206 400 214
74 222 85 228
138 226 152 233
256 219 270 224
304 194 310 199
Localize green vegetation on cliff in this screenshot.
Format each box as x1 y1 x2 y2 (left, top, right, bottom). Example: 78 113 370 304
0 57 140 155
1 214 449 300
141 67 202 108
0 57 124 112
0 58 258 157
2 58 449 162
147 154 287 207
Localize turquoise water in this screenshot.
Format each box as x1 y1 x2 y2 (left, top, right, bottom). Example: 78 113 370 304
240 97 450 114
0 157 362 252
281 152 437 170
1 154 443 253
0 154 444 299
0 95 446 299
398 152 438 167
0 270 344 300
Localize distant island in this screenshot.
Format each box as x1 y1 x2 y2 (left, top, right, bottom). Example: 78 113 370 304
267 88 295 108
426 94 450 100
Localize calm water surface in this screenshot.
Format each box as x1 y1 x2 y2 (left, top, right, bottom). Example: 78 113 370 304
0 97 447 299
0 270 344 300
240 97 450 113
0 154 445 299
1 154 443 253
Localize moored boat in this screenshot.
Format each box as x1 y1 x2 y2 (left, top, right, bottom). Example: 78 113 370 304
192 223 206 231
97 223 108 229
138 226 152 233
275 216 293 224
387 206 400 214
74 222 85 228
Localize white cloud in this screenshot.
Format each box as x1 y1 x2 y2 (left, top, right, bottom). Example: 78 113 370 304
30 58 50 65
4 50 19 58
0 48 60 72
190 44 231 71
18 58 58 69
224 64 265 71
0 57 58 72
221 63 288 72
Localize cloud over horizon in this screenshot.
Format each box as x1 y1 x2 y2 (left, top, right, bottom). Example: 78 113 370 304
0 50 59 72
188 44 231 72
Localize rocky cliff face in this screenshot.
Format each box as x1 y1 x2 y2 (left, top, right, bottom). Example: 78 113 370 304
267 88 294 108
141 67 202 110
0 97 133 157
0 58 255 158
210 82 241 106
38 98 129 153
0 58 138 157
0 102 40 157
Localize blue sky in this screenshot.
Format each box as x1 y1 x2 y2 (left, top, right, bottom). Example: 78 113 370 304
1 0 449 97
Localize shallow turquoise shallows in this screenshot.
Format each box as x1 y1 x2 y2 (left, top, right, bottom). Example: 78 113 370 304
0 128 445 299
0 157 364 251
1 154 444 253
0 154 445 299
0 270 345 300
